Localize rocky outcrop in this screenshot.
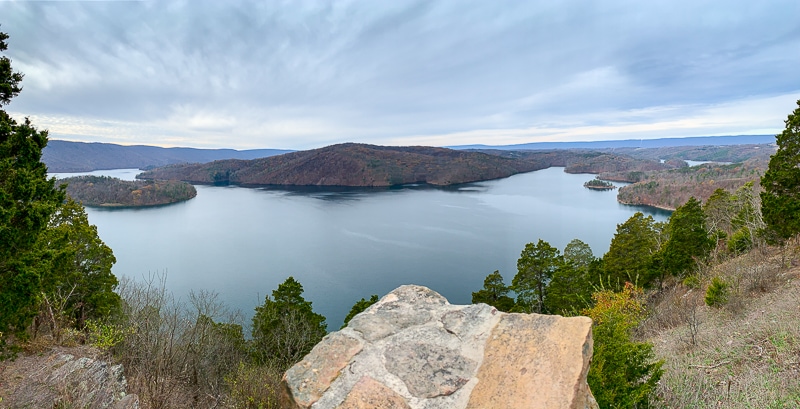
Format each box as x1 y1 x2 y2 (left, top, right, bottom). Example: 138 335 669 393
281 285 597 409
0 348 138 409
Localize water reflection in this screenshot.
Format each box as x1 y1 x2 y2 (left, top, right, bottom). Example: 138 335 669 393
71 167 669 328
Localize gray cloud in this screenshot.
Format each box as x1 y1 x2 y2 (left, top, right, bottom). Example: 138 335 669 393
1 0 799 149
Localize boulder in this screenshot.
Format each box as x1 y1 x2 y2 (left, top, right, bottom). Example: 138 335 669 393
281 285 597 409
1 349 139 409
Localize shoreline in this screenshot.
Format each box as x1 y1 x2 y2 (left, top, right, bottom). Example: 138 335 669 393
616 198 675 212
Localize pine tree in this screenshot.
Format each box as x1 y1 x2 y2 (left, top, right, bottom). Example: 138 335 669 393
512 239 560 313
603 213 659 289
761 100 800 241
662 197 713 277
40 199 120 329
0 30 65 346
341 294 379 328
251 277 327 369
471 270 515 312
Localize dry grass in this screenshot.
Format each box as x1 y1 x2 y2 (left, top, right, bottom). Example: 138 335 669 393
645 243 800 408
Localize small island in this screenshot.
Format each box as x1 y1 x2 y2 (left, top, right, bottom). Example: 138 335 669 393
59 175 197 207
584 178 616 190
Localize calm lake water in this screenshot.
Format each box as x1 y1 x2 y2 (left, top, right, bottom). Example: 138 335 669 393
52 167 670 328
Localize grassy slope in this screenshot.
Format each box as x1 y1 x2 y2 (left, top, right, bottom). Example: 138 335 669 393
643 244 800 408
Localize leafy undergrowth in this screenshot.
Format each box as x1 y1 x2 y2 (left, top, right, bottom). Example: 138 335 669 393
644 244 800 408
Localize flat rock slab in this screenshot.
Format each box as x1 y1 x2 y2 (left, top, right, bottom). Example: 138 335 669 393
281 285 598 409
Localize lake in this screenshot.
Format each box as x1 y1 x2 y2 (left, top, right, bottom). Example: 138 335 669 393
52 167 670 329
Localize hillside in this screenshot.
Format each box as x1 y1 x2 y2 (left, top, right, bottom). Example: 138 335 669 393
610 143 776 163
644 245 800 408
138 143 547 187
60 175 197 207
474 149 686 175
614 158 768 210
43 140 292 172
450 135 775 150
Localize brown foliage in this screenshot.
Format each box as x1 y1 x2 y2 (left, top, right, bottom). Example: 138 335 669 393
617 160 767 210
61 175 197 207
139 143 552 187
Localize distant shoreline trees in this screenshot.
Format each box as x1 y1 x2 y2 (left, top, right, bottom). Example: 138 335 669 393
584 178 615 190
61 175 196 207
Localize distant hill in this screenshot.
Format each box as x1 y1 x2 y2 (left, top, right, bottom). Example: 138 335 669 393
607 144 776 163
450 135 776 150
138 143 547 187
43 140 293 172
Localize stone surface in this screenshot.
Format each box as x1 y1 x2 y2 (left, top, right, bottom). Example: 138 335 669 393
281 331 364 409
280 284 598 409
0 348 139 409
465 313 596 409
384 342 476 398
338 376 411 409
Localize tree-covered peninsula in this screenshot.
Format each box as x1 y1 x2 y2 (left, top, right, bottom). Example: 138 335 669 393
615 159 767 210
60 175 196 207
138 143 547 187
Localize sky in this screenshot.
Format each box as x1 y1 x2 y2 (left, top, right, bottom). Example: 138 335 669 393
1 1 799 150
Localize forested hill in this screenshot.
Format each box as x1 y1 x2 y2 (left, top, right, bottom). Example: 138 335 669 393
43 140 293 172
138 143 548 187
450 134 775 150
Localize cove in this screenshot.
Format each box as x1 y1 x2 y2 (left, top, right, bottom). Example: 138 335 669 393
54 167 670 328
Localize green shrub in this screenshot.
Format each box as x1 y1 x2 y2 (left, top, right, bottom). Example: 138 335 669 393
583 283 663 408
727 227 752 254
704 277 729 307
682 275 700 289
225 363 282 409
85 320 128 351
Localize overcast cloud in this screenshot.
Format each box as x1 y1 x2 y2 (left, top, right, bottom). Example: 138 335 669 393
1 1 799 149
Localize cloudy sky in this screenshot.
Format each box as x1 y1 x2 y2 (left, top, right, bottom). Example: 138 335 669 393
1 1 799 150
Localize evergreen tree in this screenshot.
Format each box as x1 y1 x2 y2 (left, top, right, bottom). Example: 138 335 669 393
603 213 659 289
341 294 379 328
471 270 515 312
563 238 594 270
512 239 560 313
40 198 120 329
761 99 800 241
543 239 595 315
251 277 327 369
544 260 592 316
0 30 65 346
661 197 713 277
0 32 22 105
584 283 663 408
